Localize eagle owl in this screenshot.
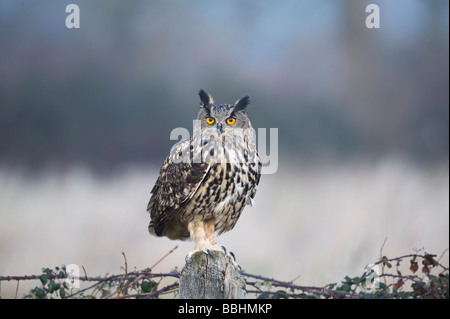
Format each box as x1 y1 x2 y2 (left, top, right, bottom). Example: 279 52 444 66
147 89 261 257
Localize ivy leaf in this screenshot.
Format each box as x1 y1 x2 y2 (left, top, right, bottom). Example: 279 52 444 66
49 281 61 293
34 287 47 299
42 268 54 278
60 287 66 299
271 290 287 299
422 264 430 275
341 284 351 292
393 279 404 290
423 254 437 267
410 260 419 273
39 274 48 286
141 280 158 293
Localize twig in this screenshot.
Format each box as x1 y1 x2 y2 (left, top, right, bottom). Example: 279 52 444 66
379 237 388 259
1 247 447 299
437 248 449 264
111 251 129 298
374 253 448 272
82 265 88 278
149 245 179 270
14 281 19 299
241 272 361 299
142 282 179 299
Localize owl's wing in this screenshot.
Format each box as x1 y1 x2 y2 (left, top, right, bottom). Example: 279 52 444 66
147 139 210 237
248 155 262 205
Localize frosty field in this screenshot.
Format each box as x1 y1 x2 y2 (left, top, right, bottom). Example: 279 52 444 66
0 159 448 298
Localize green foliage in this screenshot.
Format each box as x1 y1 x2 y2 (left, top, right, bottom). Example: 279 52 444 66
22 266 173 299
246 249 449 299
3 248 448 299
25 266 69 299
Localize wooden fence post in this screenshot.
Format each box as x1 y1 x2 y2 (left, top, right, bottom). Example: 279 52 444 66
179 250 246 299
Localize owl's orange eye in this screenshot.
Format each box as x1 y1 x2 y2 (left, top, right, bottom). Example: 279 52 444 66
226 117 236 125
206 117 215 125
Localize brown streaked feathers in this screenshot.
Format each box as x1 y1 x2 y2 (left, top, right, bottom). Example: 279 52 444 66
147 89 261 257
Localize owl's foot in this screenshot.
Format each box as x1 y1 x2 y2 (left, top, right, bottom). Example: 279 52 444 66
185 249 211 262
218 246 241 270
185 246 242 271
219 245 236 260
185 243 222 261
205 248 214 258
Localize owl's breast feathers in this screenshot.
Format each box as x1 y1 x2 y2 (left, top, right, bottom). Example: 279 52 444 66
147 136 261 239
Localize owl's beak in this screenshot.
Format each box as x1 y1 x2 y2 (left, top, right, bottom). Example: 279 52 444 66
217 123 223 134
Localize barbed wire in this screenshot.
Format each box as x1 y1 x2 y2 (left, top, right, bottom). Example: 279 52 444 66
0 246 448 299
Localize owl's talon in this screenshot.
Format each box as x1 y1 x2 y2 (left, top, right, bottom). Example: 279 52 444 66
229 251 236 262
220 246 227 254
204 248 214 258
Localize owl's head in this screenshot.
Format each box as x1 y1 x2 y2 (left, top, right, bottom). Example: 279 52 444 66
196 89 252 136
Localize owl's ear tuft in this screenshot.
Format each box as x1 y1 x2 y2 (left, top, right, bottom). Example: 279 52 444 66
233 95 250 113
199 89 214 108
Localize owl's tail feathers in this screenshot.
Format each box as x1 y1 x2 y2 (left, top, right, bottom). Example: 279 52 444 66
148 221 158 236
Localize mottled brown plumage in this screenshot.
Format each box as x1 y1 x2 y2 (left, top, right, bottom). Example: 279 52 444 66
147 89 261 256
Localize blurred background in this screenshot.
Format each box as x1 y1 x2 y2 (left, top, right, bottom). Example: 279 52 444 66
0 0 448 297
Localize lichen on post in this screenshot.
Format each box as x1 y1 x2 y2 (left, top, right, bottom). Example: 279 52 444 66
179 251 246 299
